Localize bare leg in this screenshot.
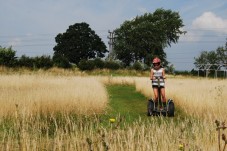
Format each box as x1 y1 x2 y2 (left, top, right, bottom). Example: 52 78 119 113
153 88 159 102
153 88 159 108
161 88 166 109
160 88 166 103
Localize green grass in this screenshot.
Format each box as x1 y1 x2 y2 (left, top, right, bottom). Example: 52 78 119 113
106 85 148 123
105 84 191 125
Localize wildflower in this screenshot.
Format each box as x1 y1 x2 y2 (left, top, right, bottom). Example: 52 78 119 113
109 118 116 123
178 144 184 150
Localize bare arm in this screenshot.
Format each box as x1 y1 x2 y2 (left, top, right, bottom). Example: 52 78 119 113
150 69 154 80
162 68 166 79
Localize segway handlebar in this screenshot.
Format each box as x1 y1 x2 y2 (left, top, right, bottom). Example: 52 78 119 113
151 76 166 80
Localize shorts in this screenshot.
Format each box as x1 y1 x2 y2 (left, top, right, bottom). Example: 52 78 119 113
152 85 165 88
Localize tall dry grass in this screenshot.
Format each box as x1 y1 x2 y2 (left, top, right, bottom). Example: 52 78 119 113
0 74 108 116
0 112 218 150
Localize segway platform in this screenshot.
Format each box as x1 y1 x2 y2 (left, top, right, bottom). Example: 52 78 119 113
147 99 175 117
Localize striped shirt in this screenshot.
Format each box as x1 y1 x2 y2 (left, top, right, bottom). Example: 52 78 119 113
152 68 165 87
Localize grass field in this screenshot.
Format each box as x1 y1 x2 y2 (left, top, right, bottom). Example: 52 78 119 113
0 71 226 150
0 74 108 117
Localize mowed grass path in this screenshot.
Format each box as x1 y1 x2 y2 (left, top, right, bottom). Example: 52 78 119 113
107 85 148 122
106 85 186 123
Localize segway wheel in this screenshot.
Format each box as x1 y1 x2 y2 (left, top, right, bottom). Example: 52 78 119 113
147 99 154 116
167 101 175 117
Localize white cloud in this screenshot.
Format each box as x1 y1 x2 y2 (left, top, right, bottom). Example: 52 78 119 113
192 12 227 33
180 12 227 42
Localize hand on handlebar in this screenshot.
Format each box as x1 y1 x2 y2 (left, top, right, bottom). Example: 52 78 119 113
150 77 156 80
151 76 166 80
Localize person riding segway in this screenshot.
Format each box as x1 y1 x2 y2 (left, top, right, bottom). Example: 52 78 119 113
147 57 174 116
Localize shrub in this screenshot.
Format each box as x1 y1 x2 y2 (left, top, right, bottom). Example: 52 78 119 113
78 60 95 71
93 58 105 69
33 55 53 69
53 54 71 68
0 46 17 67
104 61 121 70
17 55 53 69
17 55 34 68
132 61 143 70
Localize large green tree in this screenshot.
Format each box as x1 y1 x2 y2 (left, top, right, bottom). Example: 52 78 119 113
113 8 186 66
53 22 108 65
194 51 218 70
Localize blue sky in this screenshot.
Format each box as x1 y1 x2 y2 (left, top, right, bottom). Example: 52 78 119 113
1 0 227 70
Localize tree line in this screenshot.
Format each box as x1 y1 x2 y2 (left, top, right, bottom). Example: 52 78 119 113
0 46 53 69
194 41 227 68
0 46 153 71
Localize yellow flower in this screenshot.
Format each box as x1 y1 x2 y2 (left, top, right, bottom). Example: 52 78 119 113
109 118 116 123
178 144 184 150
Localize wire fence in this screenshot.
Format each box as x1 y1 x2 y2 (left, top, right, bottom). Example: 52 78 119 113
195 64 227 78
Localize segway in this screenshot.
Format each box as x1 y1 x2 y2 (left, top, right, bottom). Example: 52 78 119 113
147 76 175 117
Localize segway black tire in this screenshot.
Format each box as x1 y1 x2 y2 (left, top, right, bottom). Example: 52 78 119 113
167 101 175 117
147 99 154 116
